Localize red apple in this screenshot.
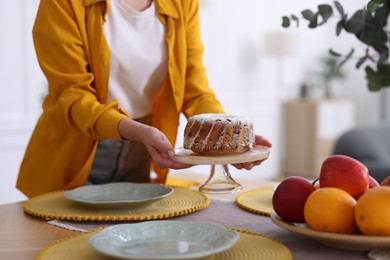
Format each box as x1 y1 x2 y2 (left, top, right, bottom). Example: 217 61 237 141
368 175 380 188
319 155 369 199
272 176 316 223
381 175 390 186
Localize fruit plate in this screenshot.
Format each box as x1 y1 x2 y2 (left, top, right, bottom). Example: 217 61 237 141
270 212 390 251
89 221 240 259
173 145 270 165
64 183 173 209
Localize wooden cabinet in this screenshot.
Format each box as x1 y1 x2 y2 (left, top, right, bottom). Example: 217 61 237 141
282 98 355 178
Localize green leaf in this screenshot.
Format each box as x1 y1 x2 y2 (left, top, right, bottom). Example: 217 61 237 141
291 14 299 27
337 48 354 70
334 1 344 16
329 48 342 57
356 56 368 69
344 10 367 34
367 2 378 12
378 49 389 65
318 5 333 24
309 14 319 28
336 20 345 36
378 64 390 86
371 0 385 4
375 4 389 27
365 66 382 91
367 0 385 12
302 9 315 21
282 16 291 28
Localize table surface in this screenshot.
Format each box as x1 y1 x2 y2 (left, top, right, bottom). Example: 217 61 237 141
0 172 373 260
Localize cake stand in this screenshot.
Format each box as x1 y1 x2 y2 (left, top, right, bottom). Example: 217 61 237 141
173 145 270 194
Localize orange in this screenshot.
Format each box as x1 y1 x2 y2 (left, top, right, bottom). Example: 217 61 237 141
304 187 357 234
355 186 390 236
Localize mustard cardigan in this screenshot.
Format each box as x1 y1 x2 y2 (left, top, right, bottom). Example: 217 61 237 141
17 0 224 197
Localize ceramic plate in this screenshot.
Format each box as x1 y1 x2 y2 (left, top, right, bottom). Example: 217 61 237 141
89 221 240 259
64 183 173 209
173 145 270 165
270 212 390 251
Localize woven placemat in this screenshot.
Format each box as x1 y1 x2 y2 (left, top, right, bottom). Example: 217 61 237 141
24 186 209 221
165 176 200 187
36 227 292 260
236 187 274 217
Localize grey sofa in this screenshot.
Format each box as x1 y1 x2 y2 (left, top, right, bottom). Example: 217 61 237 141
333 123 390 183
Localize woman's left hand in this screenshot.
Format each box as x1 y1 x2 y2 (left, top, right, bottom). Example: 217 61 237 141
231 134 272 170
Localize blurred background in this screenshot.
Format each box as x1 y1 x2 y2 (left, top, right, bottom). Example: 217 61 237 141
1 0 389 204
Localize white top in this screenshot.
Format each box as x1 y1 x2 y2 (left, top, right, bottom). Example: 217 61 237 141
104 0 168 119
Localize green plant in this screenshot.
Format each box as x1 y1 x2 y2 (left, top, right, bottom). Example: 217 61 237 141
314 55 346 97
319 56 345 83
282 0 390 91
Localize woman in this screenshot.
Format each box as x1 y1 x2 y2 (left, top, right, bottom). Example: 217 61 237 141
17 0 271 197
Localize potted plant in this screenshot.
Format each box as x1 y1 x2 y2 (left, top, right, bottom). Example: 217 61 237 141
315 55 346 97
281 0 390 92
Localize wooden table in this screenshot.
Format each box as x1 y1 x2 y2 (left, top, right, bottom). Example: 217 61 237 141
0 173 374 260
0 201 78 259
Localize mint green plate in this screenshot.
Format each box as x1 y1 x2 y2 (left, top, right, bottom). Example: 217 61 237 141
64 183 173 209
89 221 239 259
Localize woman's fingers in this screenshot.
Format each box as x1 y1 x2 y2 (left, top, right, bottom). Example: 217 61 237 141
255 135 272 147
232 159 265 170
146 144 192 170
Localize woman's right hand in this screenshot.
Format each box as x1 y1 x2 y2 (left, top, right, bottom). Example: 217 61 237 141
118 117 191 170
142 127 192 170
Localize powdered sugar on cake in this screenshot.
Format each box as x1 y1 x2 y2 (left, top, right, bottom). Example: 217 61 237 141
183 113 255 155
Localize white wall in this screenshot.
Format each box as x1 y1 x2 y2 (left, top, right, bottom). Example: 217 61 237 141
1 0 386 204
1 1 44 204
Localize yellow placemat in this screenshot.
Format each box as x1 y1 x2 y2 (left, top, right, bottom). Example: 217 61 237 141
166 176 200 187
236 187 274 217
24 186 209 221
36 227 292 260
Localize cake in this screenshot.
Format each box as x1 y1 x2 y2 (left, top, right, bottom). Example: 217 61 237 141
183 113 255 155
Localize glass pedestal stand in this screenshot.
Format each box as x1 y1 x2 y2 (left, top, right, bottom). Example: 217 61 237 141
199 164 242 194
173 146 270 194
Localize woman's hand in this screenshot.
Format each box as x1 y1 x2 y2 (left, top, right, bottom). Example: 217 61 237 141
118 118 191 170
231 134 272 170
141 126 192 170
